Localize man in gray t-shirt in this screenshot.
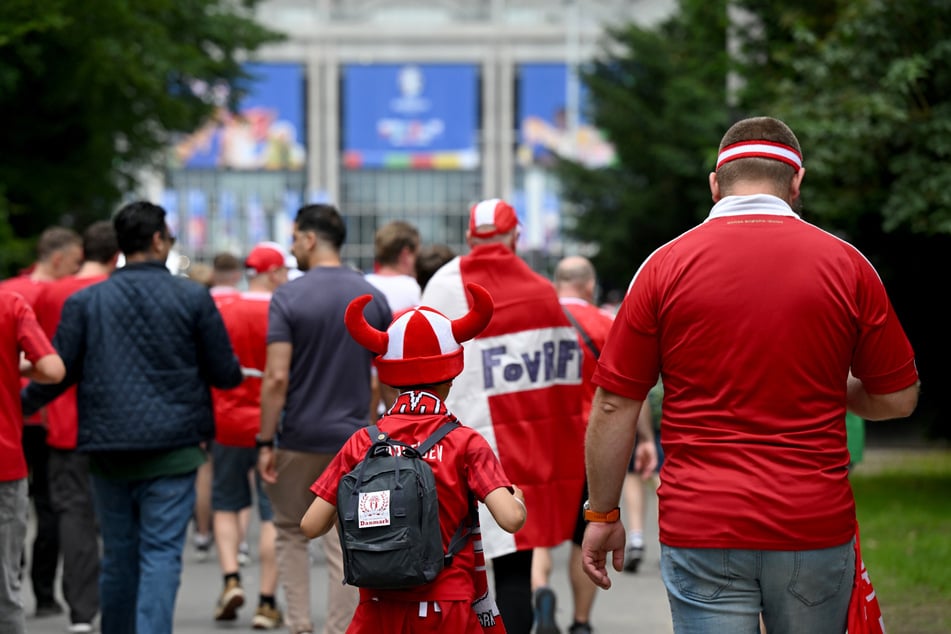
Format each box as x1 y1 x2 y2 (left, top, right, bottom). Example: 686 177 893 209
258 204 390 634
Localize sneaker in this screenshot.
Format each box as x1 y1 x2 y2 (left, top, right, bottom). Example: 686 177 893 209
533 586 561 634
213 578 245 621
237 541 251 567
35 599 64 618
194 533 213 562
252 604 284 630
623 544 644 573
568 623 593 634
67 624 94 633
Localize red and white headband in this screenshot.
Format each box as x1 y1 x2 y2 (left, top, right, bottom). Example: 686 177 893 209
716 140 802 171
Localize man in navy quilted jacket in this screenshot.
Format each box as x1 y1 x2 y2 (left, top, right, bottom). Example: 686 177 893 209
22 200 243 634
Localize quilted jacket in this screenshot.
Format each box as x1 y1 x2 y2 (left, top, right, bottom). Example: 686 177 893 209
22 261 243 451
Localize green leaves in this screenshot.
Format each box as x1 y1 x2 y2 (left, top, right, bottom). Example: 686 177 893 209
0 0 282 273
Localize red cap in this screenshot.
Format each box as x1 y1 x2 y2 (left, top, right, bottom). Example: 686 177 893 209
469 198 518 239
245 242 293 274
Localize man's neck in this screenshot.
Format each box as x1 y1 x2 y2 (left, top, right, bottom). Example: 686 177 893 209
76 262 112 279
29 263 56 282
373 264 406 277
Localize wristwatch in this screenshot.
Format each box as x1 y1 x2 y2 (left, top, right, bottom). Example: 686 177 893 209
255 435 275 449
583 500 621 523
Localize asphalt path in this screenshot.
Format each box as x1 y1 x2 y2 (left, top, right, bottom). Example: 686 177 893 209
23 482 673 633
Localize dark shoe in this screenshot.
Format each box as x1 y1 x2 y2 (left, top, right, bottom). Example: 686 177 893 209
35 599 64 618
533 586 561 634
569 622 593 634
624 544 644 573
213 577 244 621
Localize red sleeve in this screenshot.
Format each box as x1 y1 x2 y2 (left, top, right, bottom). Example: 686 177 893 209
591 261 661 401
16 295 56 363
850 255 918 393
465 430 512 501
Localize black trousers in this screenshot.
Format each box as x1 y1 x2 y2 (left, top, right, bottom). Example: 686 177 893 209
493 549 534 634
49 449 100 623
23 425 59 605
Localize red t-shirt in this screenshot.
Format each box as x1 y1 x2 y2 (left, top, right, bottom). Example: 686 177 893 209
0 275 50 426
594 195 918 550
310 391 512 603
32 274 109 449
1 291 57 481
212 291 271 447
560 297 614 419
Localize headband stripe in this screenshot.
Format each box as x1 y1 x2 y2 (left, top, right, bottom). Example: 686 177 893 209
716 141 802 171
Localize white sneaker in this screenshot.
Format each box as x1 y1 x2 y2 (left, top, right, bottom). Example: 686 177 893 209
67 624 94 633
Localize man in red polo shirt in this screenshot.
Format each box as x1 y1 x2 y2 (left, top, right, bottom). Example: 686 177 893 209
0 225 81 619
31 220 118 632
210 242 291 630
582 116 919 634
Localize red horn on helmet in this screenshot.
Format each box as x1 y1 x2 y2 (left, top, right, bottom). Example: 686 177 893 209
344 295 389 355
451 283 494 343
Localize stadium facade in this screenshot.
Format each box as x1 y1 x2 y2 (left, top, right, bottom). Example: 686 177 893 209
159 0 675 273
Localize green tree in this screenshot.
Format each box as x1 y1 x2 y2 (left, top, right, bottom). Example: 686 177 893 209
558 0 950 436
0 0 282 276
559 1 732 291
768 0 951 438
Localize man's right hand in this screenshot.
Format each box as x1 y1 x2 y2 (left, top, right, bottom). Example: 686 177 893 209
257 447 278 484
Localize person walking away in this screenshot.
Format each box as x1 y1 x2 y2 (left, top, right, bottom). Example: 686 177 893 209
22 201 243 634
300 282 526 633
0 291 65 634
421 198 586 634
364 220 422 418
31 220 120 632
257 203 391 634
0 226 82 619
530 256 656 634
581 116 919 634
210 242 291 629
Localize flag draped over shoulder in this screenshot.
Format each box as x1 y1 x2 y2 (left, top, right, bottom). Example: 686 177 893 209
424 244 586 560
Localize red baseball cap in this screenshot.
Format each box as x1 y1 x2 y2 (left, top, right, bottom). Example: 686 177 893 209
245 242 294 274
469 198 518 239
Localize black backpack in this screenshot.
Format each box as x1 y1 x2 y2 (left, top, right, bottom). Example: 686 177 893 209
336 421 473 589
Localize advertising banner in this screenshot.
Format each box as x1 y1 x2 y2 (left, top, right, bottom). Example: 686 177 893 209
173 63 306 171
342 63 479 170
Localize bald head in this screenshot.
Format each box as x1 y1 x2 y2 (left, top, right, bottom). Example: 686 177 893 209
554 256 596 303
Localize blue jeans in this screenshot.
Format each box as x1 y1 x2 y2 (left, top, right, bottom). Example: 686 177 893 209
91 471 196 634
0 479 28 634
660 540 854 634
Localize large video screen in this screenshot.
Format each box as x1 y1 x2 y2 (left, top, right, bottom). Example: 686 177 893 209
342 63 479 170
173 63 306 171
517 63 615 169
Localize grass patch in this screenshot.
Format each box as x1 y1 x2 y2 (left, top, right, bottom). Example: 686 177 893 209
850 450 951 634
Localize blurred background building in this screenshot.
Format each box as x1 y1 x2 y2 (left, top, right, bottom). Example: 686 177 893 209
156 0 675 272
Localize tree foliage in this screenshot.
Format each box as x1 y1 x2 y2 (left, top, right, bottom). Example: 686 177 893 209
558 0 951 436
0 0 282 275
561 1 732 291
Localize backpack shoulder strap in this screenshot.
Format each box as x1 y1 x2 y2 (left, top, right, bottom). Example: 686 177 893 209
562 305 601 360
417 420 460 455
445 493 478 563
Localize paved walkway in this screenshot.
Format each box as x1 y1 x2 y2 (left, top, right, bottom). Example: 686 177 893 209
23 484 673 633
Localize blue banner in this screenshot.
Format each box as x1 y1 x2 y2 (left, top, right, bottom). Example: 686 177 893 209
342 63 479 169
517 63 615 169
174 63 306 170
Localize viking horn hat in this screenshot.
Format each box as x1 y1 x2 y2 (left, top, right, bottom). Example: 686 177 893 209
345 283 494 387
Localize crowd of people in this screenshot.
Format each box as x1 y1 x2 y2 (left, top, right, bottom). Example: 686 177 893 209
0 116 920 634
